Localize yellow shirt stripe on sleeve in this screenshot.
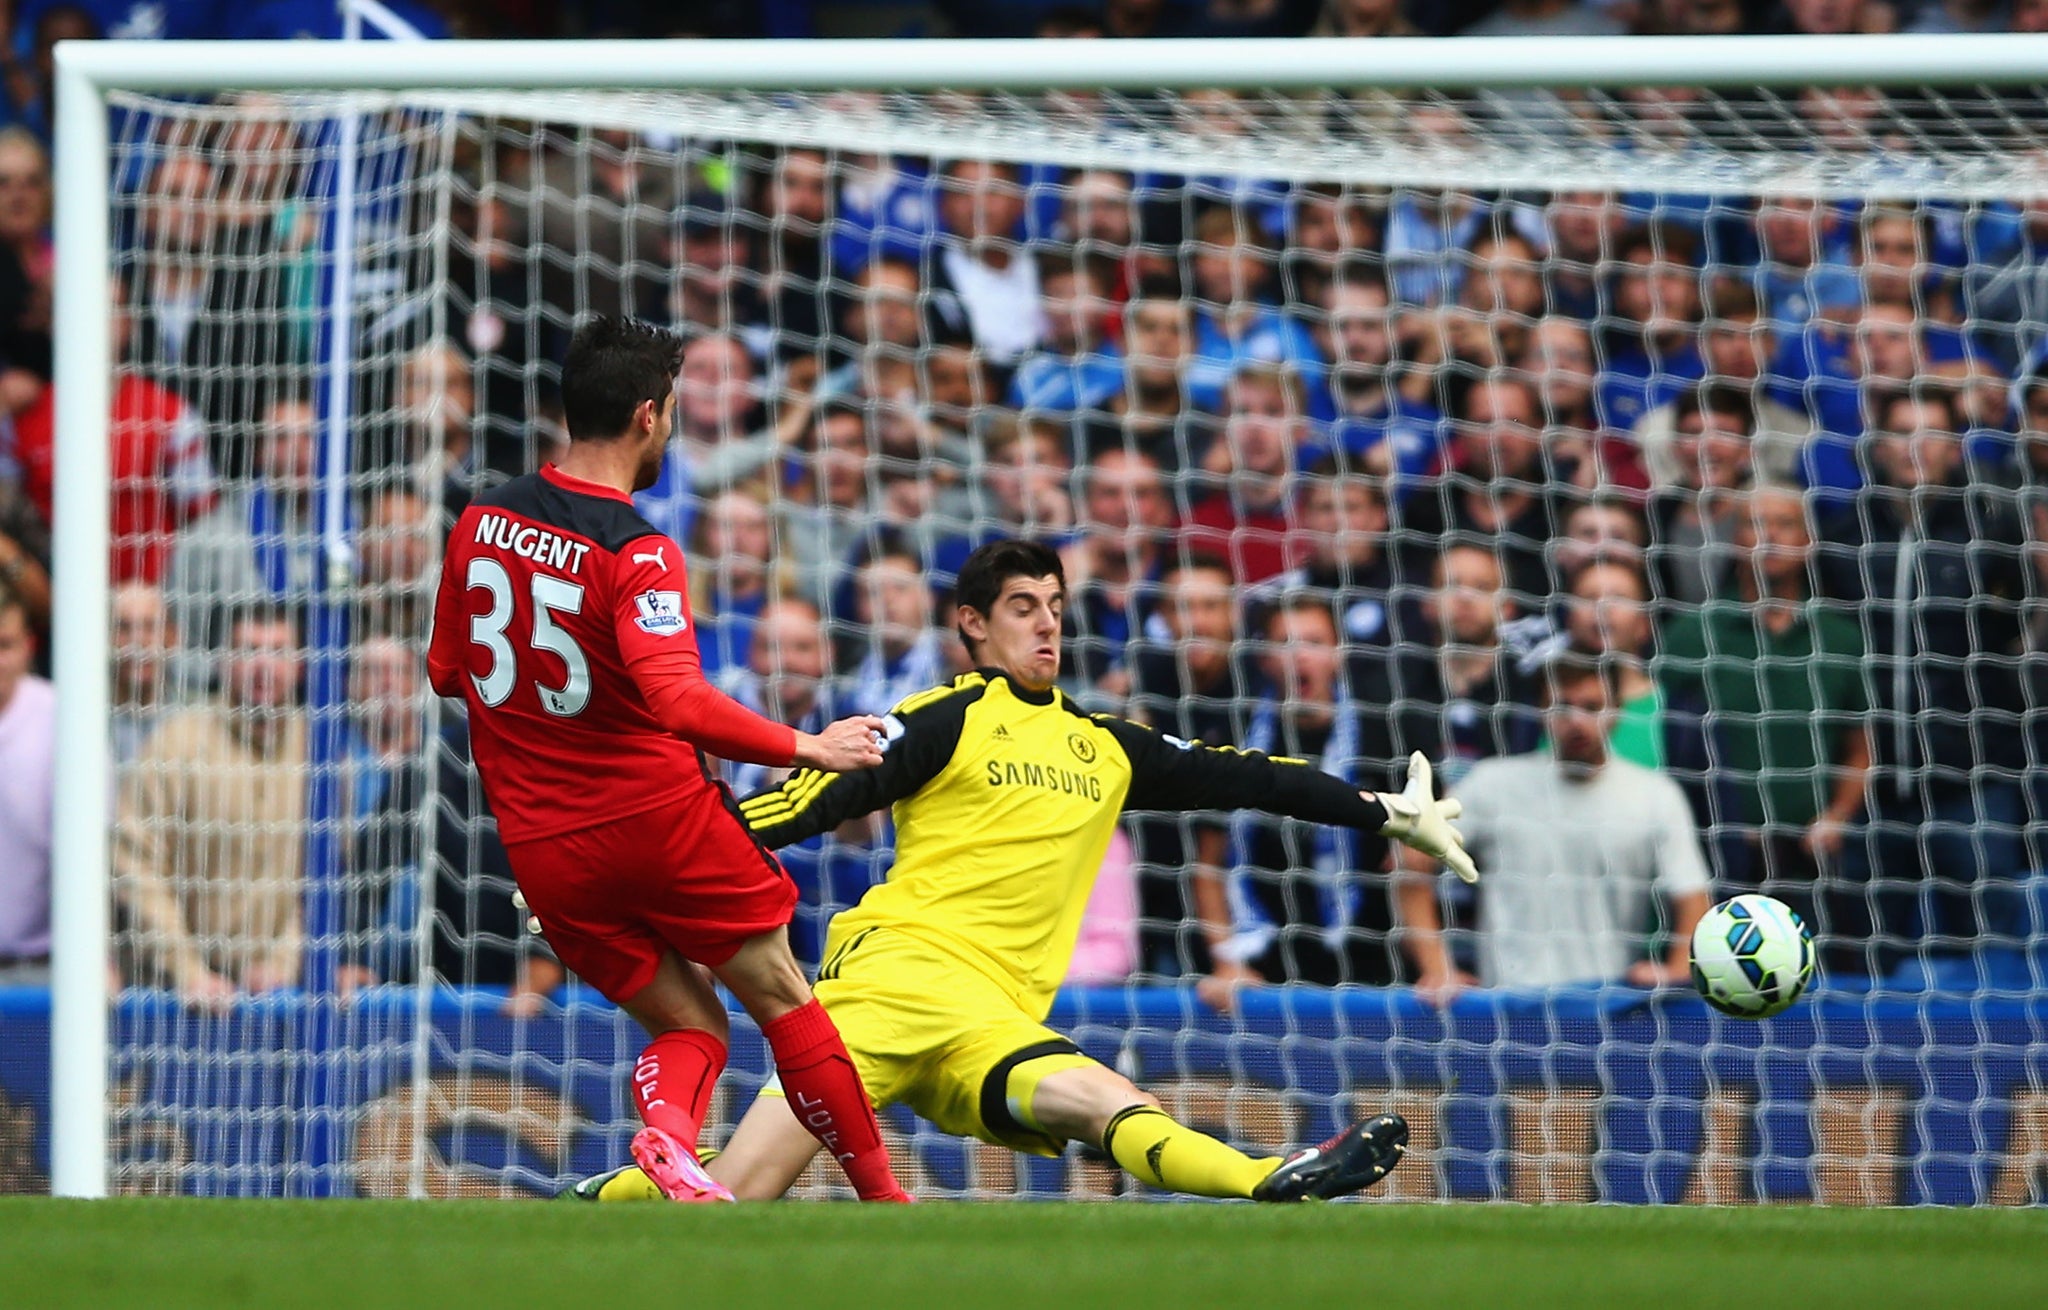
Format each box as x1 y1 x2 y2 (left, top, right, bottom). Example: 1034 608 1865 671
740 769 837 825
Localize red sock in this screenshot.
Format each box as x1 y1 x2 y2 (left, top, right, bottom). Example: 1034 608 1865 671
632 1028 727 1150
761 1000 907 1202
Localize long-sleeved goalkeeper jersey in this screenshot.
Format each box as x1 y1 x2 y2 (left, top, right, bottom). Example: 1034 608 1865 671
739 668 1390 1017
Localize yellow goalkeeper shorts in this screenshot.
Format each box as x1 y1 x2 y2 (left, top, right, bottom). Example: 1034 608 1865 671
803 927 1097 1157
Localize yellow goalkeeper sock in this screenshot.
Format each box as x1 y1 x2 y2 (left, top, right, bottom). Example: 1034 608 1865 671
1100 1105 1278 1200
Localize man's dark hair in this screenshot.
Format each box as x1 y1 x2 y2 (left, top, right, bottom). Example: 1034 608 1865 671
1880 385 1961 434
1540 643 1618 705
1161 550 1234 584
954 539 1066 654
1262 591 1338 637
560 316 682 441
1674 381 1757 435
222 602 302 648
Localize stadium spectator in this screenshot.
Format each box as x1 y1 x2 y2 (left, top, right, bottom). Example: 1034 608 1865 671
1962 165 2048 375
1080 291 1215 475
339 634 565 1013
113 607 307 1003
721 597 842 800
1224 594 1402 989
1519 314 1606 489
1634 283 1809 490
1183 361 1309 584
1185 205 1326 416
126 147 301 449
1396 374 1563 606
1009 249 1123 415
1549 494 1649 588
355 486 435 641
1127 553 1242 982
1249 457 1395 649
536 127 676 319
1658 485 1873 969
1062 445 1173 698
1366 541 1539 784
0 578 51 982
0 127 51 379
638 332 816 551
1281 182 1384 320
1396 652 1712 1000
434 181 562 476
661 204 771 350
110 581 183 766
1854 204 1959 323
842 536 945 718
754 147 848 363
826 141 937 274
1645 385 1760 606
1415 225 1547 382
1318 265 1443 481
964 413 1076 542
687 486 776 684
0 430 50 644
1 5 98 145
14 275 218 585
1054 169 1151 319
778 397 873 603
1540 190 1625 321
164 392 320 662
396 339 484 512
1790 299 1927 493
1598 224 1708 433
1819 388 2032 969
926 157 1041 368
1750 192 1855 335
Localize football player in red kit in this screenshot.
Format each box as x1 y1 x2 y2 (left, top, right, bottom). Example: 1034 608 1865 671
428 317 909 1203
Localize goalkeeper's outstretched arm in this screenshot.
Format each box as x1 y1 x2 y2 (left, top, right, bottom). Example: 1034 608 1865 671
1095 716 1477 884
737 680 973 849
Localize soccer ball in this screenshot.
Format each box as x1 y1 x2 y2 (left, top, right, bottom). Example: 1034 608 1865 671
1689 894 1815 1019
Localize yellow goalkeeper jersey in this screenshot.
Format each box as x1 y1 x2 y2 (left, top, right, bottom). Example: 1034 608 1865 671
738 668 1389 1019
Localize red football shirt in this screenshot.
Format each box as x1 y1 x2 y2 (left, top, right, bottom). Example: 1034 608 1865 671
428 463 798 845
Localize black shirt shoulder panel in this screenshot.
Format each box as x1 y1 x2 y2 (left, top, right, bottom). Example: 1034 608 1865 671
471 472 663 554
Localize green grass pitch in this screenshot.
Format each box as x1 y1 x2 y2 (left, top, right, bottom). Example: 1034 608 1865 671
2 1199 2042 1310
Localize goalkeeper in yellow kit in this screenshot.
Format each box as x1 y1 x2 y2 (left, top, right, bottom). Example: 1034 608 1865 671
570 539 1477 1203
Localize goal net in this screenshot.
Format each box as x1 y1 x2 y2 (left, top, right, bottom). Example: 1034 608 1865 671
38 50 2048 1203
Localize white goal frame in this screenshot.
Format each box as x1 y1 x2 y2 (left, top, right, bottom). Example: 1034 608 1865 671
49 31 2048 1199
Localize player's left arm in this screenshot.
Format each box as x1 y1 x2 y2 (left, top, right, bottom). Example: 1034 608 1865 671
611 533 802 767
1097 716 1478 883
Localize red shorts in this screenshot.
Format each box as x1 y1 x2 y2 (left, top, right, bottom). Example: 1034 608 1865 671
501 787 797 1003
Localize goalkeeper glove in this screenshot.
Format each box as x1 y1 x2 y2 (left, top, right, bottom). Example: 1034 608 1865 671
1375 752 1478 885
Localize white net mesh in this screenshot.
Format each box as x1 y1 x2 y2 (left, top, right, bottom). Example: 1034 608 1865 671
73 78 2048 1202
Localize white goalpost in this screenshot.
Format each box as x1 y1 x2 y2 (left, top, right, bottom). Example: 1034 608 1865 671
48 33 2048 1202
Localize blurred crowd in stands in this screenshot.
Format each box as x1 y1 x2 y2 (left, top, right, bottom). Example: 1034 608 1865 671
1 1 2046 1015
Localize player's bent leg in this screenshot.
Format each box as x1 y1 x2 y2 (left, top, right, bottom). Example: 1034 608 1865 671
706 1080 828 1201
1029 1061 1279 1201
614 951 735 1201
713 929 910 1204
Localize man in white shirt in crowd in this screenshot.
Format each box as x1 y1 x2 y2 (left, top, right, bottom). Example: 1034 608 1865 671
1396 649 1710 1003
0 579 53 982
